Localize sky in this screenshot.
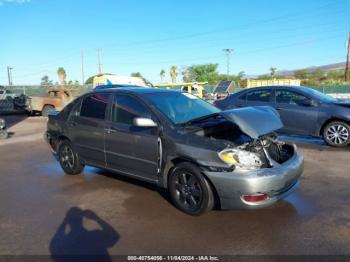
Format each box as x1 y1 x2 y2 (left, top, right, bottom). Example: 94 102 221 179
0 0 350 85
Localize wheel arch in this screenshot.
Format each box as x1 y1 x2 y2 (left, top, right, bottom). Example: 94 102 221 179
42 104 55 111
162 156 221 209
319 117 350 136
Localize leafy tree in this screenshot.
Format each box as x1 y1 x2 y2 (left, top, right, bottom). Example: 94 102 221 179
270 67 277 79
57 67 67 85
85 76 94 85
160 69 165 82
169 65 178 83
131 72 142 78
40 75 52 86
182 64 219 84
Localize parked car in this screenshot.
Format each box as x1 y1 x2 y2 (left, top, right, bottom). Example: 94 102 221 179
46 87 303 215
214 86 350 147
0 88 17 101
0 118 8 139
26 88 75 116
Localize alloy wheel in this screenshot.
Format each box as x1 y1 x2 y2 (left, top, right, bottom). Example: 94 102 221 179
60 145 75 169
326 124 349 145
174 172 203 210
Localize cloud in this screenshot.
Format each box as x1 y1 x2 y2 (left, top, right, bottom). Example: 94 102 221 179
0 0 31 6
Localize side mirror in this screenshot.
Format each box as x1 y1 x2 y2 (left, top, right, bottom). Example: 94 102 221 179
133 117 158 128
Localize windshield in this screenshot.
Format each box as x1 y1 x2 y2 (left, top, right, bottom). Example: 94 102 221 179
304 87 338 103
144 92 220 124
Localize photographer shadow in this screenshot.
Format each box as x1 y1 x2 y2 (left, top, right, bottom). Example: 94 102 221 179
50 207 119 261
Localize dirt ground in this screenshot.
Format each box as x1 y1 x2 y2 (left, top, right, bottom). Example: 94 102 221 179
0 115 349 255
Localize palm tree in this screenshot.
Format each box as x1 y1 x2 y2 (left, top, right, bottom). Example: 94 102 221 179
169 66 178 83
160 69 165 82
57 67 67 85
270 67 277 79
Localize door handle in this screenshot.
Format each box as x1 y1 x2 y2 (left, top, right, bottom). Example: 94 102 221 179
237 104 244 108
106 127 118 134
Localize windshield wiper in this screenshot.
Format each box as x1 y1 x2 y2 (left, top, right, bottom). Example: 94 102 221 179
179 112 221 127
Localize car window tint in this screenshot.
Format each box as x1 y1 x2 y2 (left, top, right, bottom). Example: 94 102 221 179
112 95 151 125
276 90 310 106
247 90 271 102
80 93 110 119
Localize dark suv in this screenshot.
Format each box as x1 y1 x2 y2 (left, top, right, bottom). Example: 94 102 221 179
46 87 303 215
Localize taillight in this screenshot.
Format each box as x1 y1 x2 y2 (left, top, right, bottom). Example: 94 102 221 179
241 193 269 203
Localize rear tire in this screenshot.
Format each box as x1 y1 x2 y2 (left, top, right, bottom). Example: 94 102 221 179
0 130 8 140
168 162 215 216
42 105 55 117
323 121 350 147
58 140 84 175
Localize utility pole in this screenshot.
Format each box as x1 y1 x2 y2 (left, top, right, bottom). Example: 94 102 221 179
223 49 234 80
81 50 85 86
345 32 350 82
7 66 13 86
97 48 102 74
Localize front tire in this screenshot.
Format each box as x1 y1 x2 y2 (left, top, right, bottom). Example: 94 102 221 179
323 121 350 147
168 162 215 216
58 140 84 175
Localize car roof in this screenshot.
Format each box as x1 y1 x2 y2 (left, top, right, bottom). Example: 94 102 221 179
232 85 309 95
93 85 180 95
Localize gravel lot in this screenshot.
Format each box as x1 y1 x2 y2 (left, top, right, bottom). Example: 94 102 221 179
0 115 349 255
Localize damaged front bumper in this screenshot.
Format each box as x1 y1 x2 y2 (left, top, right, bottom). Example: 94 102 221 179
203 145 304 209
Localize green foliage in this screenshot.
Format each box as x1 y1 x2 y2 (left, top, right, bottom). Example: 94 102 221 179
182 64 218 84
270 67 277 78
57 67 67 85
40 75 53 86
160 69 166 82
169 65 178 83
131 72 142 77
85 76 94 85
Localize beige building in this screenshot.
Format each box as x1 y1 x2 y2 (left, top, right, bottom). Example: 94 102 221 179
242 79 301 88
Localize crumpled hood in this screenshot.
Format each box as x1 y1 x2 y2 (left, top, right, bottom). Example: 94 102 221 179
221 106 283 139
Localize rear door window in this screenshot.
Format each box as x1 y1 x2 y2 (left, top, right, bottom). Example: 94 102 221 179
80 93 110 120
246 89 271 102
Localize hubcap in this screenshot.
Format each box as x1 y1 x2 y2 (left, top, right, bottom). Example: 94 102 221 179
174 172 202 210
60 145 75 169
326 124 349 145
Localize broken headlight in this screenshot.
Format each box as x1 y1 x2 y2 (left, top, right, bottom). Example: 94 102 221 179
218 148 263 170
